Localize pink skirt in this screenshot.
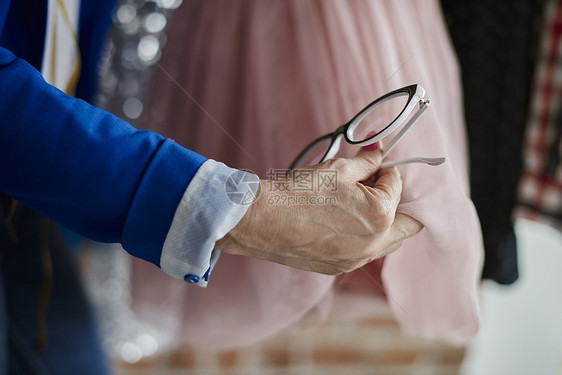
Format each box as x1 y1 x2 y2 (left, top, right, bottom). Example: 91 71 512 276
133 0 483 348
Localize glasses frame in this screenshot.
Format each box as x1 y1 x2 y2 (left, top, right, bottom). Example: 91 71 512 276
289 84 432 171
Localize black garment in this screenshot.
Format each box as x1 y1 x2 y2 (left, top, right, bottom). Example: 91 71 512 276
440 0 546 284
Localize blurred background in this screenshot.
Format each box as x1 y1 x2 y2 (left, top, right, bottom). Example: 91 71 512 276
79 0 562 374
82 220 562 375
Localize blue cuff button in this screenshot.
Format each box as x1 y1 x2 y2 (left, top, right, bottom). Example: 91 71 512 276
184 274 200 284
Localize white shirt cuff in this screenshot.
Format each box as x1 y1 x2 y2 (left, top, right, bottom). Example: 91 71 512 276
160 159 259 286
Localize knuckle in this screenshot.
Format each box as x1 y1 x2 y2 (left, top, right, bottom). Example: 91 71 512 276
323 262 347 275
358 248 377 265
379 206 396 228
375 178 399 200
328 257 362 274
325 158 347 174
342 256 369 273
361 152 382 170
335 263 356 274
366 200 394 229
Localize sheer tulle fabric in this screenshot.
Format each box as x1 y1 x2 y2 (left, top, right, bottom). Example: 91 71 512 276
133 0 483 348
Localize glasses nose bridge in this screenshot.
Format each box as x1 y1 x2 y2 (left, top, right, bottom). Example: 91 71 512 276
334 123 348 136
332 123 353 144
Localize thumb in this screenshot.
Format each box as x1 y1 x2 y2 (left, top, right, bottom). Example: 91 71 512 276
378 213 424 257
391 213 423 241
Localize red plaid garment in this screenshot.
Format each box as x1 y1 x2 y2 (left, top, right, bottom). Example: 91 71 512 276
517 0 562 230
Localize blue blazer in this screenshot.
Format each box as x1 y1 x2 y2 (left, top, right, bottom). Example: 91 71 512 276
0 0 206 267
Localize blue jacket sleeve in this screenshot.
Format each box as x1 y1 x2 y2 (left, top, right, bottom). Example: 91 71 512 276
0 47 206 266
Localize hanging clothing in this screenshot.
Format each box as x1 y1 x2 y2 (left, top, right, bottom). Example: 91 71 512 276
516 0 562 231
440 0 546 285
131 0 484 348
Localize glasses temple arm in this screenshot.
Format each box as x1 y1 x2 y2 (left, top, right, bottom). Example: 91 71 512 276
382 99 430 158
381 156 445 168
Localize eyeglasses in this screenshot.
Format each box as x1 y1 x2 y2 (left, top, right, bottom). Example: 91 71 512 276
289 84 445 171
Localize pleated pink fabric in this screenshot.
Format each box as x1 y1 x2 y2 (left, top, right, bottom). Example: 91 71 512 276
132 0 483 348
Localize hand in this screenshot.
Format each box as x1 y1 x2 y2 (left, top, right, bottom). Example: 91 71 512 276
216 148 423 275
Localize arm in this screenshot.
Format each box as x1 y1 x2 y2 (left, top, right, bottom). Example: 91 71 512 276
0 47 420 283
0 47 204 266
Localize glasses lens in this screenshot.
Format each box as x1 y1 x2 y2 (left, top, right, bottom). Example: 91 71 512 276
348 92 410 142
291 136 333 169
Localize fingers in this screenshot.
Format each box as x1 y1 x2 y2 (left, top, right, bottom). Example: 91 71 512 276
378 213 423 257
371 166 402 206
356 166 402 229
344 148 383 182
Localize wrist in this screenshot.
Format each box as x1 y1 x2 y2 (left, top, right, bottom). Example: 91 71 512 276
215 179 265 256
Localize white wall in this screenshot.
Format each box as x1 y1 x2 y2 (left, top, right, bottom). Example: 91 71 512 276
461 219 562 375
